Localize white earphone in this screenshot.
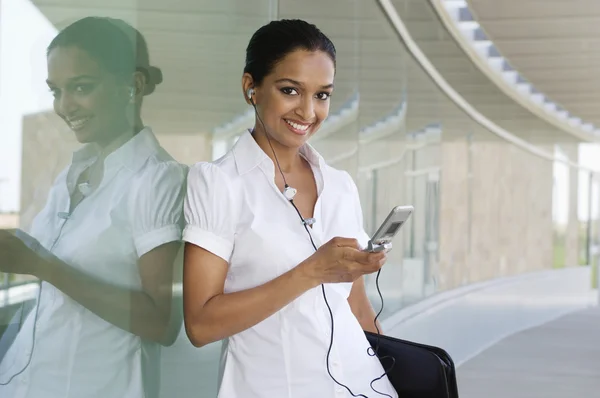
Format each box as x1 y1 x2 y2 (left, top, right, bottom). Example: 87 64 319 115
129 87 135 99
246 86 299 202
283 186 297 200
246 88 255 101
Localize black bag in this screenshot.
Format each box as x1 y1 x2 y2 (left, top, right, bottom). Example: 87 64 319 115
365 331 459 398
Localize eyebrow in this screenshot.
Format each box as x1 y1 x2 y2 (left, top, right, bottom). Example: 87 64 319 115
46 75 98 86
275 78 334 90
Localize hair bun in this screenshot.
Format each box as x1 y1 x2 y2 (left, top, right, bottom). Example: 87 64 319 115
142 66 162 95
147 66 163 85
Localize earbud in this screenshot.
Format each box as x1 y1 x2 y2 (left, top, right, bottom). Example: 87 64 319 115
246 88 255 101
129 87 135 99
283 185 297 200
247 87 298 205
303 217 316 226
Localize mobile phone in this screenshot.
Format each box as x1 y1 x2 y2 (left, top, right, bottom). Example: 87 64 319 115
365 205 413 252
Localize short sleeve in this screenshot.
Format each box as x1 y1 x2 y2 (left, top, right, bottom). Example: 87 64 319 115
343 171 371 249
182 162 236 262
128 160 188 257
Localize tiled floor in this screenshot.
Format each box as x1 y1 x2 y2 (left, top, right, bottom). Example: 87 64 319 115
458 307 600 398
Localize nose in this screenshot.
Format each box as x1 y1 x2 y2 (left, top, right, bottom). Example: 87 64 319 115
55 91 78 118
295 95 316 122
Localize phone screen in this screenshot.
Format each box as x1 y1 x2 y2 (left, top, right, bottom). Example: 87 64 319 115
382 221 404 238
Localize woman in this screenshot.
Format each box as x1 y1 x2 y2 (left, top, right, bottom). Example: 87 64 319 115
0 17 186 398
183 19 397 397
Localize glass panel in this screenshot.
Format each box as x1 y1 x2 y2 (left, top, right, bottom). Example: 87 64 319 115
1 2 277 398
356 0 408 315
156 3 278 396
0 1 593 397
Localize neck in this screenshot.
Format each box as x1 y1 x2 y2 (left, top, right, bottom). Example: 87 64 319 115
252 126 302 174
94 121 144 161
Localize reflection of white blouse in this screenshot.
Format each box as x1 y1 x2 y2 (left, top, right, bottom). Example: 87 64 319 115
183 131 397 398
0 128 187 398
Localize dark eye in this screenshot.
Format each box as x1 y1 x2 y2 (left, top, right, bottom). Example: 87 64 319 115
49 88 60 98
74 84 94 94
281 87 299 96
316 92 331 101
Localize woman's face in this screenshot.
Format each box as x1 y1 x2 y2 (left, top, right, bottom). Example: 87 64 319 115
46 45 132 145
249 49 335 149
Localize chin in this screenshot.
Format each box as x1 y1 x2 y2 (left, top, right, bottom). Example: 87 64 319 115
279 132 309 149
72 129 97 144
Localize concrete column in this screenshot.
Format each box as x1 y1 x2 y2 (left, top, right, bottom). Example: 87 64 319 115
563 144 580 267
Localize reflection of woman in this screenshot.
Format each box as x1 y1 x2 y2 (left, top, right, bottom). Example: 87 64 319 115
0 17 186 398
183 20 397 398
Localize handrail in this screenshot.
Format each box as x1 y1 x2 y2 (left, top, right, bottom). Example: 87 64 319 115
376 0 599 175
1 280 36 291
0 279 38 308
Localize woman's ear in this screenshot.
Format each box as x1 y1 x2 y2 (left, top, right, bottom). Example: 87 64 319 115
242 73 255 105
130 70 146 102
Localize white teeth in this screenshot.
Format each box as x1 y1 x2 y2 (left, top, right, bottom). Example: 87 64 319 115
285 119 309 131
68 118 90 129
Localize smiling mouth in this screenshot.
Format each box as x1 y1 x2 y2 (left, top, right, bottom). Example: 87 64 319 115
284 119 312 134
67 117 92 131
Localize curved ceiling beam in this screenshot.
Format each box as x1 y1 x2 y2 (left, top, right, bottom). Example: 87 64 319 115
432 0 599 142
377 0 598 173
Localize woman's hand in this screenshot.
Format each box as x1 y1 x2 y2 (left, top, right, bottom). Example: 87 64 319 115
183 237 385 347
298 237 386 286
0 229 43 276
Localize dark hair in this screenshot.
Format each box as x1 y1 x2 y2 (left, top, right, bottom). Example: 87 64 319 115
244 19 336 85
47 16 162 95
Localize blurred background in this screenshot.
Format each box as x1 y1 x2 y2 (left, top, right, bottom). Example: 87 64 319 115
1 0 599 397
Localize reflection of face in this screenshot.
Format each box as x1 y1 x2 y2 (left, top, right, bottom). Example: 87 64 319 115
46 46 131 145
255 49 335 149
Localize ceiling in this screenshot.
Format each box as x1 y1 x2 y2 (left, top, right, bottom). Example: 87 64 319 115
468 0 600 130
23 0 578 149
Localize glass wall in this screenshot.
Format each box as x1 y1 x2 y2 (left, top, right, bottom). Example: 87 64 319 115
0 0 592 397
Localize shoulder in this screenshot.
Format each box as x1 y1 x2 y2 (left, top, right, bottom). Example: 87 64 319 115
129 130 189 185
134 156 188 190
183 153 241 244
125 140 188 207
187 152 240 190
322 162 358 195
129 127 188 177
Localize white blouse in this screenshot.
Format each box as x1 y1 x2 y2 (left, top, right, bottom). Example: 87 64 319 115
0 127 187 398
183 130 397 398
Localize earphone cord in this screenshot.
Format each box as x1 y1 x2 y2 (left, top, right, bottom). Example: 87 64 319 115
1 206 72 385
250 98 394 397
0 283 42 386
